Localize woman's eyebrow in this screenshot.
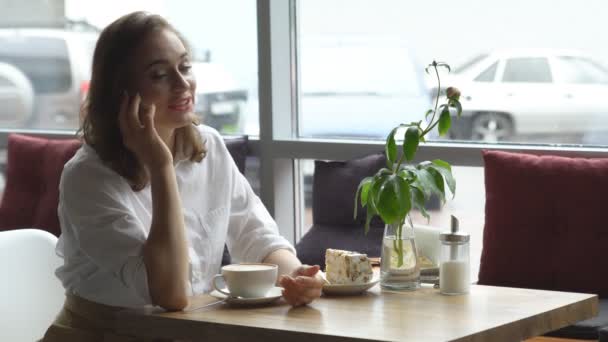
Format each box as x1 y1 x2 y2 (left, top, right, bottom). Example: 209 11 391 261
144 53 189 71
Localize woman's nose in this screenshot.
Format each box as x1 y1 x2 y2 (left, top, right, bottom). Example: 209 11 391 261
172 72 190 91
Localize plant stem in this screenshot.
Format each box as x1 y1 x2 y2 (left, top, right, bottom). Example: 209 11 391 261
395 153 405 172
395 219 405 267
421 64 442 137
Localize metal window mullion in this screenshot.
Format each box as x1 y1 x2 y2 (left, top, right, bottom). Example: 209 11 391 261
257 0 299 244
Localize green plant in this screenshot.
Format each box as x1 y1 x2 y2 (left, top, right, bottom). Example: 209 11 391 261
354 61 462 267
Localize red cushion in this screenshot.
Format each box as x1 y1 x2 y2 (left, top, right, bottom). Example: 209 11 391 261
0 134 81 236
479 150 608 297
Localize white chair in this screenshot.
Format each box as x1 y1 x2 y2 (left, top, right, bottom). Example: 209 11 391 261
0 229 64 342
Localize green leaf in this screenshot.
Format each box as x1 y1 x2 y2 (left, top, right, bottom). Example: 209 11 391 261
364 176 384 235
385 127 398 166
426 167 446 204
438 105 451 136
368 174 387 209
375 175 411 225
424 109 434 121
376 167 393 177
450 99 463 117
403 126 420 161
410 185 430 221
431 160 456 197
436 62 451 73
397 168 417 183
353 177 373 219
413 168 444 203
364 204 377 235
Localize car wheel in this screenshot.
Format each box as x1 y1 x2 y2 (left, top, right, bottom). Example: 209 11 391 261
470 113 513 142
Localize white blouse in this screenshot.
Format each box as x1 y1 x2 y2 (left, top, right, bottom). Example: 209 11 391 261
55 125 295 308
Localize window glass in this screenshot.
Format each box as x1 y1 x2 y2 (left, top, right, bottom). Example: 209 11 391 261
502 57 552 83
0 74 12 87
0 0 258 135
454 53 489 74
474 61 498 82
554 56 608 84
298 0 608 145
300 160 485 281
0 36 72 93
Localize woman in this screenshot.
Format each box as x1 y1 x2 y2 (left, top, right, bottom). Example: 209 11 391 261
42 11 323 341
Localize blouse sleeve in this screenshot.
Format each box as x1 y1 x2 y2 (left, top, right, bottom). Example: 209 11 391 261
58 163 152 304
221 144 296 263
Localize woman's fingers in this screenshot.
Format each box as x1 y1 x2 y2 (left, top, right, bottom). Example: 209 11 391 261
127 93 143 129
295 275 324 288
298 265 320 277
280 277 301 306
281 275 322 307
142 103 156 135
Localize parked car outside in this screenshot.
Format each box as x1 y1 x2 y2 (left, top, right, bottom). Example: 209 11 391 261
191 61 248 133
432 49 608 142
0 28 98 130
0 61 34 127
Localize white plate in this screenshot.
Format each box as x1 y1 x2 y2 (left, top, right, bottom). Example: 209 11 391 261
210 286 283 305
322 278 380 296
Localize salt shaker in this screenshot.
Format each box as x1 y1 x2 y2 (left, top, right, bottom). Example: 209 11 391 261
439 215 470 295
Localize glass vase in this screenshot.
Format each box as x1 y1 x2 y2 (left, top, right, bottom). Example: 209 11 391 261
380 220 420 290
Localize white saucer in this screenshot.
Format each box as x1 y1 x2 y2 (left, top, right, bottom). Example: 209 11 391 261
210 286 283 305
322 278 380 296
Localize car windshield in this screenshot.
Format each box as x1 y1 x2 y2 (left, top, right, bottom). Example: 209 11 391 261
454 53 488 74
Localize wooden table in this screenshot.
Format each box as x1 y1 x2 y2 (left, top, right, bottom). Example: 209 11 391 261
117 284 597 342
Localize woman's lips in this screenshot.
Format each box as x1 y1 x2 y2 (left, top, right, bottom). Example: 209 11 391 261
168 97 192 112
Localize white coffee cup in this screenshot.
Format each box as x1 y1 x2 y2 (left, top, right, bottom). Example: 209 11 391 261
212 263 278 298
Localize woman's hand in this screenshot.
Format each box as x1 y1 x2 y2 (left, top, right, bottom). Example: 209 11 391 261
118 92 173 170
279 265 324 307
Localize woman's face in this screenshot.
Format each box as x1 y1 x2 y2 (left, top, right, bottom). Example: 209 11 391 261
130 28 196 132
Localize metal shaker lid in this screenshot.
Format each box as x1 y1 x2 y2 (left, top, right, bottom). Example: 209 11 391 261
439 215 470 243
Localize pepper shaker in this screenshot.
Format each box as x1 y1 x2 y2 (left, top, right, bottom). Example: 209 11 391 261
439 215 470 295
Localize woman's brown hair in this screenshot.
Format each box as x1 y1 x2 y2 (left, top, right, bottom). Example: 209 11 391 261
81 11 205 190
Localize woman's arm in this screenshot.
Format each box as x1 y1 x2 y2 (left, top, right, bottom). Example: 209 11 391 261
263 249 324 307
143 165 189 311
120 94 189 311
262 248 301 280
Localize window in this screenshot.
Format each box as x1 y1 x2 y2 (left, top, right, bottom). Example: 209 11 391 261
2 1 608 262
474 61 498 82
0 36 72 93
0 0 258 134
502 57 552 83
454 54 489 74
554 56 608 84
0 75 12 87
289 0 608 249
298 42 430 139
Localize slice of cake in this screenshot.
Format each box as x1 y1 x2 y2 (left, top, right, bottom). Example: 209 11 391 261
325 249 373 285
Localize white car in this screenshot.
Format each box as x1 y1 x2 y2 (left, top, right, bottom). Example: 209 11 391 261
0 28 98 130
434 49 608 141
0 62 34 127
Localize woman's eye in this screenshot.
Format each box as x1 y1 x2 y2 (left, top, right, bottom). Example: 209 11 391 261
151 72 167 80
